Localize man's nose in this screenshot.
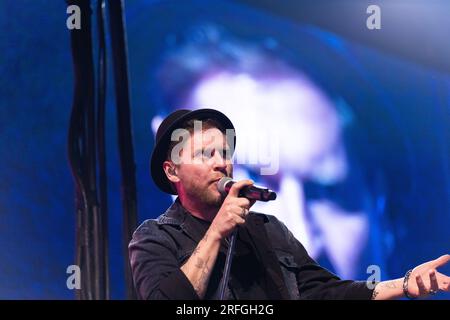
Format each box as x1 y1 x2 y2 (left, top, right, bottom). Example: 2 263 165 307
212 150 228 170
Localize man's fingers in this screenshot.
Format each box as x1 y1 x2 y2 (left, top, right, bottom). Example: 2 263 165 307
438 274 450 291
431 254 450 269
415 274 428 296
429 270 439 294
228 179 254 197
232 206 249 219
233 214 246 225
236 197 251 208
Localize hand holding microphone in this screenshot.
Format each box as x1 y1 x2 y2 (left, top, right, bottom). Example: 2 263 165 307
210 177 277 239
210 179 254 240
217 177 277 202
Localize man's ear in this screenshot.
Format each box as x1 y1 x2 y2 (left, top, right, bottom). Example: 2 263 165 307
163 161 179 183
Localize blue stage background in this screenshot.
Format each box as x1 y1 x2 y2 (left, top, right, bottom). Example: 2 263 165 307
0 0 448 299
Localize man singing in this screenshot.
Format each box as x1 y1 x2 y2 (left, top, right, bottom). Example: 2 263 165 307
129 108 450 300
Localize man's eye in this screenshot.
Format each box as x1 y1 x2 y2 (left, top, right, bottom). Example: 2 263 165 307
203 148 214 158
194 150 203 158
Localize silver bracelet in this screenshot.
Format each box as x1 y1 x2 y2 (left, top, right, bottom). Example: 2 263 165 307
402 269 416 299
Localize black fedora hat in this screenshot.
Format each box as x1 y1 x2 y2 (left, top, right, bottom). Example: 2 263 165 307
150 108 235 194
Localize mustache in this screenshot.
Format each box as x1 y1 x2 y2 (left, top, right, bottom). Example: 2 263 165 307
210 173 230 183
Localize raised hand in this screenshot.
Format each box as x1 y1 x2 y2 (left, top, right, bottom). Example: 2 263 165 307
406 254 450 298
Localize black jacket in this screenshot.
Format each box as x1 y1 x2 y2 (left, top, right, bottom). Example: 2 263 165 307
128 199 375 300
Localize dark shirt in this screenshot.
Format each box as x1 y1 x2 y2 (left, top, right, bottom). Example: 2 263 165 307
188 213 277 299
128 198 375 300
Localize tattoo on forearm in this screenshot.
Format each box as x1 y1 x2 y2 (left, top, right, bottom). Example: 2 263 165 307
194 256 211 294
194 257 205 269
381 281 397 289
189 233 216 296
192 235 209 257
371 289 379 300
192 245 200 256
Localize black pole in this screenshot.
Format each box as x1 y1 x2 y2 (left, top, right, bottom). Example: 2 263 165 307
67 0 96 300
107 0 138 299
68 0 137 300
68 0 109 300
96 0 109 300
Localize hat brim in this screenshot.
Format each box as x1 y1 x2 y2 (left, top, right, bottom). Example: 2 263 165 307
151 108 235 195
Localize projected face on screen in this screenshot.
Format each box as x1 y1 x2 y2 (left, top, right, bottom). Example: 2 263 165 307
182 70 368 279
151 27 372 279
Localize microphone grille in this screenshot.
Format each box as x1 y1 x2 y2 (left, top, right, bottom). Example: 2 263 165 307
217 177 233 195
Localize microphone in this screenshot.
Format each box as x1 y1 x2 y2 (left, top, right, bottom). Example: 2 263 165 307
217 177 277 202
